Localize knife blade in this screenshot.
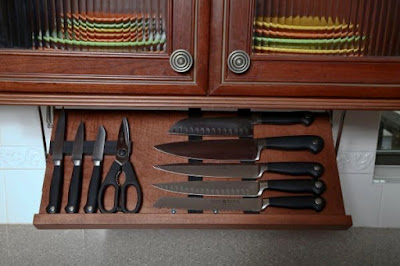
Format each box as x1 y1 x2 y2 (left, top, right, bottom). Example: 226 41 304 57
169 111 315 137
65 122 85 213
155 135 324 161
154 196 325 212
84 126 106 213
154 162 324 179
46 109 66 214
154 179 326 196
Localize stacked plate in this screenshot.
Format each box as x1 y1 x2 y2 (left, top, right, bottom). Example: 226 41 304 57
253 16 366 56
37 12 166 51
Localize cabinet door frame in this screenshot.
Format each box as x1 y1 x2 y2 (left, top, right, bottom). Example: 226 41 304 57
209 0 400 98
0 0 209 96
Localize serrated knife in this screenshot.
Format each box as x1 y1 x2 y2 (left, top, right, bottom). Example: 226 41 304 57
154 162 324 179
154 179 326 196
84 126 106 213
154 196 326 212
169 111 314 137
46 109 66 214
155 135 324 161
65 122 85 213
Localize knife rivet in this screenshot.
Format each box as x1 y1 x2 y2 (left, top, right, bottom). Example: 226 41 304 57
305 114 311 119
313 138 320 145
49 206 56 213
68 206 75 212
171 209 176 214
314 165 321 171
213 209 219 214
314 181 323 188
87 206 93 212
315 198 323 205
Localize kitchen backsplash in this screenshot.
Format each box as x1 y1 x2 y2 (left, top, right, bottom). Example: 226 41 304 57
0 107 398 227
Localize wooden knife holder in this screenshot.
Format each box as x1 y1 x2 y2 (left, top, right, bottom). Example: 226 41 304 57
34 109 352 229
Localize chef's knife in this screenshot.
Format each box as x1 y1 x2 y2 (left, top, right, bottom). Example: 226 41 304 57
154 179 326 196
65 122 85 213
155 135 324 161
154 196 325 212
169 111 315 137
46 109 66 214
154 162 324 179
84 126 106 213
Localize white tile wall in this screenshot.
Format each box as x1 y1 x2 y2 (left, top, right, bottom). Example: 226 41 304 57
0 107 399 227
0 106 46 224
0 172 6 223
4 170 44 223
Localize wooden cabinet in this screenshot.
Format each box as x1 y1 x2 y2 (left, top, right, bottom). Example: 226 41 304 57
209 0 400 98
0 0 209 95
0 0 400 108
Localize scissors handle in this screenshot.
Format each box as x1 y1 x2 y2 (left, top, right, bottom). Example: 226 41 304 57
120 162 142 213
98 161 120 213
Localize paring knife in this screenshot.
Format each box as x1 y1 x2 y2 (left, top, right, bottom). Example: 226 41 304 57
65 122 85 213
154 196 326 212
154 179 326 197
154 162 324 179
46 109 66 214
155 135 324 161
169 111 315 137
84 126 106 213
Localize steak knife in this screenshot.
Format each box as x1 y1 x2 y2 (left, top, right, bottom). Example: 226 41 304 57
154 179 326 196
169 111 314 137
154 196 326 212
84 126 106 213
155 135 324 161
65 122 85 213
46 109 66 214
154 162 324 179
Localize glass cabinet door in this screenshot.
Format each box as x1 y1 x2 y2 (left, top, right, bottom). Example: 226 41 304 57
209 0 400 98
0 0 209 96
0 0 167 53
253 0 399 57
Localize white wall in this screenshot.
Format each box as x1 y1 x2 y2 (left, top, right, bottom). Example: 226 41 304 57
0 107 398 227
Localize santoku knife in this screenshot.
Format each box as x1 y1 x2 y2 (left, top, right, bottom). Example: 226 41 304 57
65 122 85 213
155 135 324 161
169 111 314 137
154 196 325 212
46 109 66 214
154 162 324 179
84 126 106 213
154 179 326 196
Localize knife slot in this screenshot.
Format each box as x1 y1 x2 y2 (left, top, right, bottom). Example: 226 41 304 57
187 108 204 214
34 109 352 230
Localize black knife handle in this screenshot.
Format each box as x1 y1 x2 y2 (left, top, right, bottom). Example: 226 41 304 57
259 111 314 126
263 162 324 179
84 165 102 213
46 163 64 214
266 179 326 195
262 135 324 154
65 164 83 213
267 196 325 212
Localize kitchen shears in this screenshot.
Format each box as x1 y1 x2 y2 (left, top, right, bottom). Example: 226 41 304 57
98 118 142 213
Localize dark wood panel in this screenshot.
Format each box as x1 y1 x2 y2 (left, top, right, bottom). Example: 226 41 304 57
226 61 400 84
34 110 350 229
1 93 400 110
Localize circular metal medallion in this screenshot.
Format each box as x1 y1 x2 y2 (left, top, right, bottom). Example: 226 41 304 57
169 49 193 73
227 50 251 74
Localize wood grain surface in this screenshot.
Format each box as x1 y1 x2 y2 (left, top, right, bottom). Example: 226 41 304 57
34 109 351 229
